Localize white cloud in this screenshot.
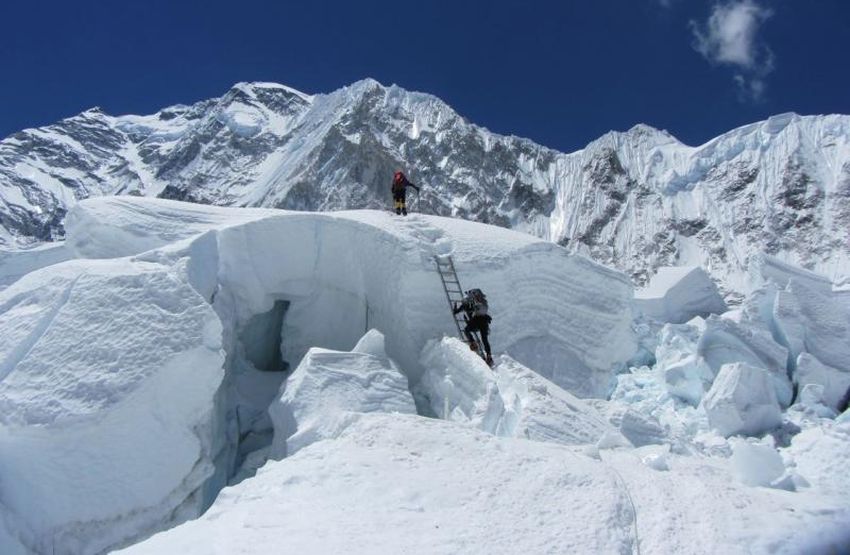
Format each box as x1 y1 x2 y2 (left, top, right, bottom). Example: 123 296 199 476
690 1 774 100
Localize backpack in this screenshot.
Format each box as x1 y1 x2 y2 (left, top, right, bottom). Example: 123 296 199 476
392 172 407 193
466 289 488 317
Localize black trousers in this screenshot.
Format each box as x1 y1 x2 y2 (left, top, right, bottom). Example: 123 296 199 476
464 315 491 355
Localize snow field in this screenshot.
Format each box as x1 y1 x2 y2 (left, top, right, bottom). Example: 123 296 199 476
120 399 850 554
216 102 266 138
117 414 639 555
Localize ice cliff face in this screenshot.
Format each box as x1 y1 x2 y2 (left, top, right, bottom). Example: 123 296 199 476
2 79 849 296
0 197 636 553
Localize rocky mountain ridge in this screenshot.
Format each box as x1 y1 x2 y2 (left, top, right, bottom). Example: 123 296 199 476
1 78 848 298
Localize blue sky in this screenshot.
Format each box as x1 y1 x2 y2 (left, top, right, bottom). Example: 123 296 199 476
1 0 848 151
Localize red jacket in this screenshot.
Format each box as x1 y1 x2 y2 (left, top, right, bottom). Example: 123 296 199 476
392 172 419 194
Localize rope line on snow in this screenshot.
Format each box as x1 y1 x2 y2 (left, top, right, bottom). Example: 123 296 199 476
601 452 642 555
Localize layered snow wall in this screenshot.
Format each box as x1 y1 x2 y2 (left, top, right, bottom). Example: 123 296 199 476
0 258 225 554
143 198 637 397
0 197 636 554
634 266 727 324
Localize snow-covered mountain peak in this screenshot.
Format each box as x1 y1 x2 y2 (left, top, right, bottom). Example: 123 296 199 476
622 123 677 144
225 81 314 107
1 80 848 296
234 80 314 101
347 76 384 92
81 106 106 117
763 111 800 134
590 122 678 149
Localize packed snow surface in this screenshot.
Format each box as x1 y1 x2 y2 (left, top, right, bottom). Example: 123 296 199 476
268 330 416 458
119 413 850 555
0 196 848 554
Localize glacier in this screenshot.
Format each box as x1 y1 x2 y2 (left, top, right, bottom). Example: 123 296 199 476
0 196 848 554
0 197 636 553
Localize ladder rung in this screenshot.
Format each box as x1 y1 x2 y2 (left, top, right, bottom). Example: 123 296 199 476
435 255 469 339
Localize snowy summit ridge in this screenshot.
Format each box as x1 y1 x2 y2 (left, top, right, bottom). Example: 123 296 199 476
1 79 849 297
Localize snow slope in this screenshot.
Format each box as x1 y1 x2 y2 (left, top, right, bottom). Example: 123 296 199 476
118 414 640 555
1 197 848 554
0 197 635 554
117 416 850 555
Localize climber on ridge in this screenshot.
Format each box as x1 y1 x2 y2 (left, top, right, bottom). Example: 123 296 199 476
453 288 493 366
391 170 419 215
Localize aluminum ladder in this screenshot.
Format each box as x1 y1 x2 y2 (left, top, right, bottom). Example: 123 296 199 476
434 255 485 356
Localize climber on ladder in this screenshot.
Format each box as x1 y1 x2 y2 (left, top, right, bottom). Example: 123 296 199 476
453 289 494 366
434 256 494 367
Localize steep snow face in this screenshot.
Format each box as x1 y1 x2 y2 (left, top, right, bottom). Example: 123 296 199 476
582 114 850 294
0 258 225 554
2 80 848 297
